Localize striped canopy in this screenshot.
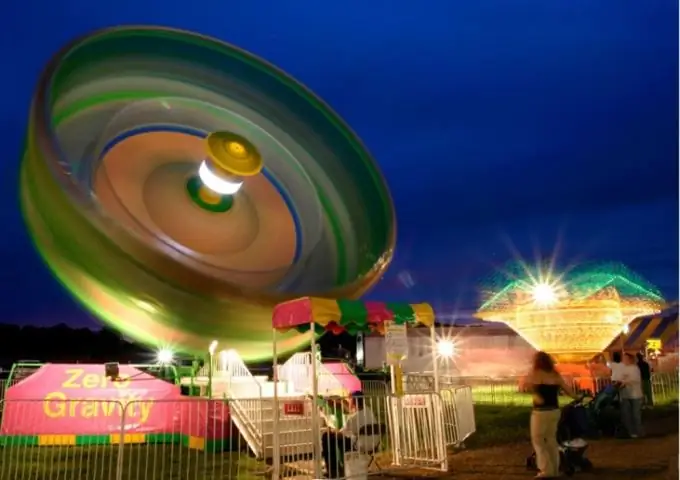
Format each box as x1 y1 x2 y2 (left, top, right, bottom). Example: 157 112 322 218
609 309 678 352
272 297 435 335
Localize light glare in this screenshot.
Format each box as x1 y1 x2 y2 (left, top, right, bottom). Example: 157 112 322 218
436 340 456 358
532 283 558 305
198 160 243 195
156 348 174 364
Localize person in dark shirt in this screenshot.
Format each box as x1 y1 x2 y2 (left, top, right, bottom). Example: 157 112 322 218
636 352 653 407
528 351 579 478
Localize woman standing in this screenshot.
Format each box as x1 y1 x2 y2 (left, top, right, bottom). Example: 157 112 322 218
528 351 579 478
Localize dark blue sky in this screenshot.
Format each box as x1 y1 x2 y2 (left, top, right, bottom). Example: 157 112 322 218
1 1 677 327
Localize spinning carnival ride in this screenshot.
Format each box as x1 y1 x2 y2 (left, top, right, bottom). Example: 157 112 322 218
21 27 395 361
477 263 665 363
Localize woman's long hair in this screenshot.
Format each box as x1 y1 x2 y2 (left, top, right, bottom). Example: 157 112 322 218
532 351 557 374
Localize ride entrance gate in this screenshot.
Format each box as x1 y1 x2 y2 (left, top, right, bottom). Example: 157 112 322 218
271 297 448 479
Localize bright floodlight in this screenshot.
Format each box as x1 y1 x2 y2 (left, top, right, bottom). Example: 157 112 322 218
436 340 456 358
198 160 243 195
208 340 218 355
157 348 174 364
532 283 558 305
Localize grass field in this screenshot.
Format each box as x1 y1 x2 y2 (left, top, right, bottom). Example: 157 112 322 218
1 389 677 480
467 401 679 449
0 443 266 480
469 383 680 407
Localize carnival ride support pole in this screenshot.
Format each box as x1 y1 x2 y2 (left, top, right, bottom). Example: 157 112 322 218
430 325 440 393
389 355 404 466
190 358 197 395
309 324 322 479
272 327 280 480
429 324 447 471
207 352 214 399
115 409 125 480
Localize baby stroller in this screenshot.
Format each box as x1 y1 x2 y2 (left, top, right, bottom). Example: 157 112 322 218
526 396 594 476
588 383 623 437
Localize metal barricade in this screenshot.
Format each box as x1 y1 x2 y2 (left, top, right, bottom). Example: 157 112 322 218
360 380 389 396
0 398 122 480
0 397 270 480
271 392 449 479
117 398 264 480
651 371 679 404
0 390 484 479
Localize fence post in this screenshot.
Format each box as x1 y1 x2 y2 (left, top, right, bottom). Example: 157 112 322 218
115 400 126 480
433 393 448 471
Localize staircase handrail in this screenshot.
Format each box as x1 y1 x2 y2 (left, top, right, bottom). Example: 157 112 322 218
279 353 345 395
217 350 265 456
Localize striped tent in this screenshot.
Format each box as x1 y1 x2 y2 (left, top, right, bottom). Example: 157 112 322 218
609 305 679 352
272 297 435 335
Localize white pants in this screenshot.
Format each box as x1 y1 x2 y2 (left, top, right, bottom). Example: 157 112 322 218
531 409 561 477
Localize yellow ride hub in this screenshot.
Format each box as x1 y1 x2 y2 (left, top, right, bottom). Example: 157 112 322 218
190 131 264 212
205 131 263 178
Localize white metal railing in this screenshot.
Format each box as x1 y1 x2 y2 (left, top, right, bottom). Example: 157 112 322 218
0 398 260 480
450 386 476 444
395 371 679 406
649 371 679 404
361 379 389 396
393 393 447 471
189 350 266 457
218 350 264 458
0 393 467 480
278 353 344 395
271 392 451 479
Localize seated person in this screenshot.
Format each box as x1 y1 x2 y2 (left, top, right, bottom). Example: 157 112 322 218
317 395 347 430
321 391 379 479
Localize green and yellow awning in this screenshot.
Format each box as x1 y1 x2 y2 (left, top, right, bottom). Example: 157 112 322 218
272 297 435 335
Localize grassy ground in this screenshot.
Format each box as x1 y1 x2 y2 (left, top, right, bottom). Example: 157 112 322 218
467 401 679 449
470 384 680 407
1 398 677 479
0 444 266 480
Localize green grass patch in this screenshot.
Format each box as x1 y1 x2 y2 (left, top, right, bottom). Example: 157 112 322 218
466 402 679 449
0 444 266 480
466 405 532 448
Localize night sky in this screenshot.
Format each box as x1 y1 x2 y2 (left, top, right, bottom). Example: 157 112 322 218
1 1 677 328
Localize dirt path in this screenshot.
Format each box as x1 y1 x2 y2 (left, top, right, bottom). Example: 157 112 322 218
448 433 677 480
447 416 678 480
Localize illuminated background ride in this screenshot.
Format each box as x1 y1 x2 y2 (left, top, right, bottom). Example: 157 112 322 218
21 27 395 361
476 263 665 363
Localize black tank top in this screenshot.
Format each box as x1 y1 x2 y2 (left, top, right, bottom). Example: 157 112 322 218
533 384 560 410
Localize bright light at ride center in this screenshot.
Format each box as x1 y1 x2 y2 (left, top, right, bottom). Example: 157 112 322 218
436 339 456 358
532 282 559 306
198 160 243 195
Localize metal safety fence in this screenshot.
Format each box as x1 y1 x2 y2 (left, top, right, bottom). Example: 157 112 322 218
0 389 475 480
0 398 262 480
446 372 679 406
357 370 679 408
391 371 679 406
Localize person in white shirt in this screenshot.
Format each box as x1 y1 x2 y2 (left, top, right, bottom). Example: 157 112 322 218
321 391 379 478
609 351 624 381
611 353 644 438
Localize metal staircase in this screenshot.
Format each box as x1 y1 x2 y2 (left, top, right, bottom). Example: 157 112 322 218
181 350 333 459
